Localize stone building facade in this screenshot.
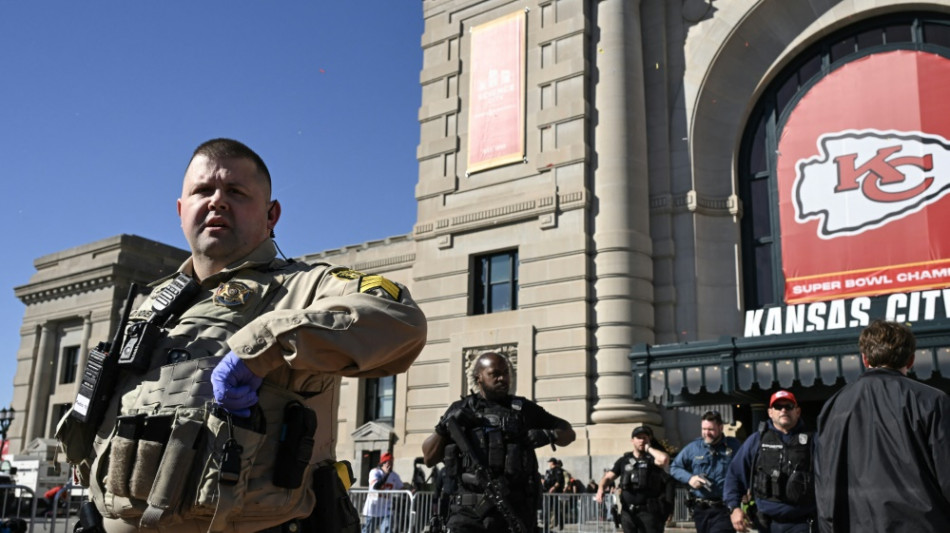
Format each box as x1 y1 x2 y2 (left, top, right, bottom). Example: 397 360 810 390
10 0 950 482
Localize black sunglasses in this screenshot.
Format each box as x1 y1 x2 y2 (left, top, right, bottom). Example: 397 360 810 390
771 403 796 411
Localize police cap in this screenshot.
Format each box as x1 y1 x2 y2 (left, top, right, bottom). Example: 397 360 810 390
631 425 654 439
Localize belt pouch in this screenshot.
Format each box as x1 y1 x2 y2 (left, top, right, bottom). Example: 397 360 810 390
487 431 505 471
129 414 173 501
273 401 317 489
193 405 266 521
141 410 204 527
504 444 521 477
106 414 145 497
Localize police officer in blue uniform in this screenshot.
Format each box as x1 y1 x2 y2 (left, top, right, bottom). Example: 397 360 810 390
670 411 741 533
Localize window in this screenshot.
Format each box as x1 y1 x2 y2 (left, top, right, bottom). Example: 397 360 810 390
738 12 950 309
472 250 519 314
363 376 395 424
60 346 80 384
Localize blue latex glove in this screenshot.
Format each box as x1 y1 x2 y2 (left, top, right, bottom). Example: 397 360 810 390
211 351 263 417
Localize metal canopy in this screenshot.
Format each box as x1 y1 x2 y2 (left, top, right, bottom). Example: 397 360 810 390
630 320 950 407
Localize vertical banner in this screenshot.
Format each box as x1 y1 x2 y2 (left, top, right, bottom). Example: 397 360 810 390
466 11 526 174
777 51 950 304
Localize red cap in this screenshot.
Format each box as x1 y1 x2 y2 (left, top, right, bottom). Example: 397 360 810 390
380 452 393 465
769 390 797 407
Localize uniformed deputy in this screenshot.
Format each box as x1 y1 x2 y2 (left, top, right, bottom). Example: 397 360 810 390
421 352 576 533
596 426 672 533
723 390 816 533
56 138 427 533
670 411 741 533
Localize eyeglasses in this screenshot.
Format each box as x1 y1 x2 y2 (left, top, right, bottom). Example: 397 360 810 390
771 403 796 411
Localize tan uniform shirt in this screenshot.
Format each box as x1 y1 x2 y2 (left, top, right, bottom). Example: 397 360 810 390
60 240 426 533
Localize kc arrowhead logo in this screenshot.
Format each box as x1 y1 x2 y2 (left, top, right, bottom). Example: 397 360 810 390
794 129 950 239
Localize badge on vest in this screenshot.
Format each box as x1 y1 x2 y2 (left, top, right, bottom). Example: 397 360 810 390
213 281 252 307
799 434 808 445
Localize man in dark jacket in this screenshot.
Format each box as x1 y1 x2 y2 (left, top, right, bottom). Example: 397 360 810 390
724 390 816 532
815 320 950 532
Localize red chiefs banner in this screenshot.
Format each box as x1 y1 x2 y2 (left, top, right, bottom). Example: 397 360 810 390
777 50 950 304
467 11 525 174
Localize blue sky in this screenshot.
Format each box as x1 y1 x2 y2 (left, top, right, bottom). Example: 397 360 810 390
0 1 424 410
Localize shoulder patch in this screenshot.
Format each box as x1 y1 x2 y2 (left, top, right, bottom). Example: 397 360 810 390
332 268 364 281
359 275 401 300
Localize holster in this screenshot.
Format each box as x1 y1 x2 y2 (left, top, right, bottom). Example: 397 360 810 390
298 464 360 533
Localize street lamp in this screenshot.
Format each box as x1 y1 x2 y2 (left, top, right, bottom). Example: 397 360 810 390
0 407 14 456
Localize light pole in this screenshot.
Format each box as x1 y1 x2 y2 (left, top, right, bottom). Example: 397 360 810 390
0 407 14 457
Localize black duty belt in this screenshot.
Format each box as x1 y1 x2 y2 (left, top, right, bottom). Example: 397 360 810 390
693 498 725 509
625 499 658 513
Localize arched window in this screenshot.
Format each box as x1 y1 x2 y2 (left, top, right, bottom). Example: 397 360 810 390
738 12 950 309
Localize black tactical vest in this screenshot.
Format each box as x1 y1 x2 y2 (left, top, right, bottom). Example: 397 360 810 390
442 395 540 500
618 452 666 505
752 426 815 505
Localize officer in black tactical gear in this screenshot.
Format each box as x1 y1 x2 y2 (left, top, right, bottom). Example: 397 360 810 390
422 352 576 533
596 426 673 533
723 390 816 532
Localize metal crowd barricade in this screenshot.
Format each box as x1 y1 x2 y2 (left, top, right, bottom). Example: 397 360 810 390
0 482 89 533
0 483 39 533
48 483 89 533
0 484 690 533
350 488 426 533
346 488 692 533
539 486 694 533
541 492 617 533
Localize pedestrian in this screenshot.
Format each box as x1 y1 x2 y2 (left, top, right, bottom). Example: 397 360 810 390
422 351 576 532
362 453 405 533
724 390 816 532
56 138 427 533
815 319 950 531
670 410 741 533
595 426 672 533
543 457 566 530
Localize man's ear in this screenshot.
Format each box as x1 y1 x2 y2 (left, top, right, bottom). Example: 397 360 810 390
267 200 282 230
861 353 869 368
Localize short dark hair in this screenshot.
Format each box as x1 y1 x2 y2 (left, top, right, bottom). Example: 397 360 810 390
469 352 510 383
701 410 723 425
859 319 916 369
190 138 271 195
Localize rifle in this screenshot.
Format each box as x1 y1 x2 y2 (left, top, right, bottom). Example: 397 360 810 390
444 417 528 533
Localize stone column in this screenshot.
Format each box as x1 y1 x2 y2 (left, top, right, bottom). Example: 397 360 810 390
24 323 54 442
591 0 661 426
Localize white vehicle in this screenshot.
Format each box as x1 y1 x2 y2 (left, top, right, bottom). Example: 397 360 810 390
9 439 70 498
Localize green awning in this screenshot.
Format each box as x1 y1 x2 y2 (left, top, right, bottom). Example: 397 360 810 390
630 320 950 406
